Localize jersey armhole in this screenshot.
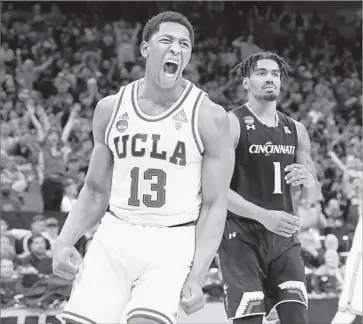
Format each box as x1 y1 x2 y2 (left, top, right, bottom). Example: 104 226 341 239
191 90 206 155
104 87 126 146
230 111 241 149
291 119 301 148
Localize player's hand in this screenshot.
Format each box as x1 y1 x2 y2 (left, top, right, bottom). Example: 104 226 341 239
285 164 315 188
262 210 300 237
180 279 205 315
53 243 81 281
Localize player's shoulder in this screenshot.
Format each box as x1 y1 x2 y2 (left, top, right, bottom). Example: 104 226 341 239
199 96 229 127
92 92 120 139
281 114 309 145
230 103 247 114
95 93 117 113
198 96 229 143
278 110 305 130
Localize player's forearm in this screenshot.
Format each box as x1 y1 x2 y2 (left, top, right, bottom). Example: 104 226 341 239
57 182 109 247
228 189 266 222
187 204 227 286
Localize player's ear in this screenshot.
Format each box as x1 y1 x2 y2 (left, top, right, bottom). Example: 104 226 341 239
140 41 149 59
242 77 249 90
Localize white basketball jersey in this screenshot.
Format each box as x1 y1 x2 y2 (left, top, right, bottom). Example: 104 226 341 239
105 79 205 226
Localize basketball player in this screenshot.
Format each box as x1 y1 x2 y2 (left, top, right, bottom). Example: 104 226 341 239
331 180 362 324
219 52 319 324
52 11 233 324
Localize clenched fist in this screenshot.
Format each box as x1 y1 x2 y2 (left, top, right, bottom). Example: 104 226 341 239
53 244 81 281
180 279 205 315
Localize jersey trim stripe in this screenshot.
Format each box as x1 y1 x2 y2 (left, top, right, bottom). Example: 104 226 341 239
230 111 241 149
127 308 173 324
191 90 205 155
104 87 125 146
131 80 193 122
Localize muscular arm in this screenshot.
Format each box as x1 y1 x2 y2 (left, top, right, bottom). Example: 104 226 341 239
294 121 319 204
187 98 234 285
56 95 116 247
227 112 268 221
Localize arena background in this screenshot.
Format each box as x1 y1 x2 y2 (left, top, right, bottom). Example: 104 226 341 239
1 1 362 323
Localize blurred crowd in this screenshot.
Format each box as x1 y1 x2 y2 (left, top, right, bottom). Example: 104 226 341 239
1 1 362 306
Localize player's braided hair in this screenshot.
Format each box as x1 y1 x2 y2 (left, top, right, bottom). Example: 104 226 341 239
230 51 290 82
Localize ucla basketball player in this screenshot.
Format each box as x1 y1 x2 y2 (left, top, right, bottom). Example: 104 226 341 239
53 11 233 324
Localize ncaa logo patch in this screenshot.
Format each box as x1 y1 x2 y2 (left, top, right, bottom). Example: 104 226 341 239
116 119 128 133
244 116 254 125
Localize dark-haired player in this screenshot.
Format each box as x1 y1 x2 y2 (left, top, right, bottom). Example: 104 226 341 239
219 52 318 324
53 11 233 324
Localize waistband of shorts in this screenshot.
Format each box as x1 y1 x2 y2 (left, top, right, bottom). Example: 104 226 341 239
107 206 197 228
227 211 263 226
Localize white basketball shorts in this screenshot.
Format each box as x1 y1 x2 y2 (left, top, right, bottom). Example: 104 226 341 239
59 212 196 324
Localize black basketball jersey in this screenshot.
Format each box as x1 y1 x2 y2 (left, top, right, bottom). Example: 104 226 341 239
229 104 299 217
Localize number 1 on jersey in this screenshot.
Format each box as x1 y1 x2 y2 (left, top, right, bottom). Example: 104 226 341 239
273 162 282 194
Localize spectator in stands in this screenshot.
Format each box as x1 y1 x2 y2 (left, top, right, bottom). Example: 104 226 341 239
18 235 52 275
42 217 60 248
26 98 77 211
114 21 142 71
0 258 16 279
300 231 325 269
6 214 51 255
325 198 344 229
0 258 23 307
0 219 9 236
1 154 28 211
60 178 78 212
313 249 344 294
324 234 339 251
1 236 16 262
15 49 54 90
299 198 328 234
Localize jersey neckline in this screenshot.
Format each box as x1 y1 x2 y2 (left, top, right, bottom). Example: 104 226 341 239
131 79 193 122
245 103 280 128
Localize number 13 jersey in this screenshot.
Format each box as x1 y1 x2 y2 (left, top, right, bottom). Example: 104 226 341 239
229 104 299 217
105 79 205 226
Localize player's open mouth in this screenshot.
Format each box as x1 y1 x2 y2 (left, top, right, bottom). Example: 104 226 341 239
163 60 179 78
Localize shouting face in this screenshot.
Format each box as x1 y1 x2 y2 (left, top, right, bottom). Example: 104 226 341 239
141 22 192 89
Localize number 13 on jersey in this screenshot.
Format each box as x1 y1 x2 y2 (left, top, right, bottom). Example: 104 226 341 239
128 167 166 208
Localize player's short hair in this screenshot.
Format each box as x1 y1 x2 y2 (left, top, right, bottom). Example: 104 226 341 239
142 11 195 46
230 51 290 82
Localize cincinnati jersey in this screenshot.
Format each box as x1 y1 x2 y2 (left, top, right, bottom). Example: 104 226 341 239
105 79 205 226
229 104 299 217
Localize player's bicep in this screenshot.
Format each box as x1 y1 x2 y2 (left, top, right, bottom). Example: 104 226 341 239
83 141 113 196
82 96 116 196
295 121 317 179
200 101 234 207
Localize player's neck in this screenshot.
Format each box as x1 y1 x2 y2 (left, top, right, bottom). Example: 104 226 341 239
140 75 186 105
247 97 277 123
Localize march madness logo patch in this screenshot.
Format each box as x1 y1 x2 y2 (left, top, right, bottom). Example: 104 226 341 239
116 112 129 133
244 116 254 125
116 119 128 133
244 116 255 130
173 109 188 130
